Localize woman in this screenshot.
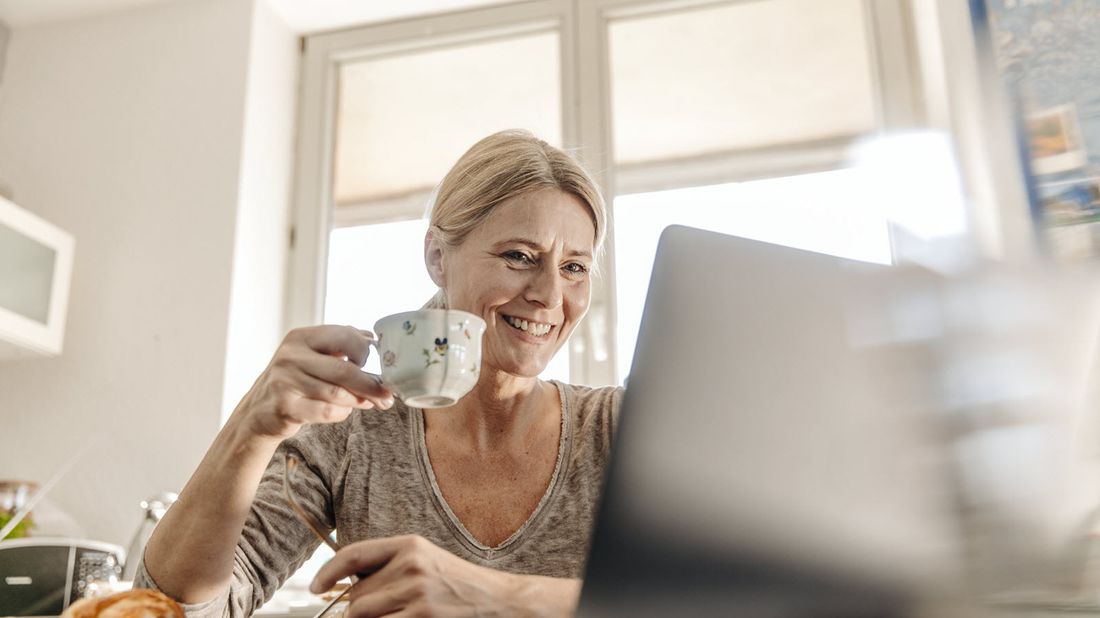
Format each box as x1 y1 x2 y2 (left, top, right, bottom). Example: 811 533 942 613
136 130 623 617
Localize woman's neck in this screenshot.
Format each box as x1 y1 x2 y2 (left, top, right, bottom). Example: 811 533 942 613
423 370 552 453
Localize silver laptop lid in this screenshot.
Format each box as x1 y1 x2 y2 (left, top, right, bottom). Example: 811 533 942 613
578 226 960 616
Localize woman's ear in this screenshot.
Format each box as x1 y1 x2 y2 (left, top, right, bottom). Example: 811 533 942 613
424 227 446 288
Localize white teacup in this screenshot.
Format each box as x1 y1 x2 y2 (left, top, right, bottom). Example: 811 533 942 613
371 309 486 408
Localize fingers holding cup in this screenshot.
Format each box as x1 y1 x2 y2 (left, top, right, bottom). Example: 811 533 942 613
292 349 393 410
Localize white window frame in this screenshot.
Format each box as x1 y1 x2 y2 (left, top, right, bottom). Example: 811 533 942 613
286 0 924 386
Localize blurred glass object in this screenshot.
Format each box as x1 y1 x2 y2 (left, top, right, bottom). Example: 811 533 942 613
933 264 1100 605
121 493 177 581
595 223 1100 612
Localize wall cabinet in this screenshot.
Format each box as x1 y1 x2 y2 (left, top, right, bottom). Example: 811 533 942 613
0 196 74 359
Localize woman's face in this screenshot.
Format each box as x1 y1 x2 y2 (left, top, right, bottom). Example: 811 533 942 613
429 189 596 378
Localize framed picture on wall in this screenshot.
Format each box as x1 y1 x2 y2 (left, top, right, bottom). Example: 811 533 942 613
972 0 1100 260
1028 104 1088 176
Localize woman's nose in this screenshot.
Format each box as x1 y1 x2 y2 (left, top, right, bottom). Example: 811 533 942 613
525 265 564 309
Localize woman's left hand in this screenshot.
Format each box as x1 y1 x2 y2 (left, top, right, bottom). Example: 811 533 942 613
310 535 579 617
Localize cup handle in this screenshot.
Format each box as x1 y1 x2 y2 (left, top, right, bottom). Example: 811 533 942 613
366 337 383 377
365 337 399 400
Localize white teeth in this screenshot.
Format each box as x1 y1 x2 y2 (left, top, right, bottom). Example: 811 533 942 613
505 315 552 337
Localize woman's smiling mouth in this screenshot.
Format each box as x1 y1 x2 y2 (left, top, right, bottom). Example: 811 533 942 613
502 314 554 337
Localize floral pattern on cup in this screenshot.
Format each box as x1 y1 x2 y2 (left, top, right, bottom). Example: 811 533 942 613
372 309 485 408
420 337 450 368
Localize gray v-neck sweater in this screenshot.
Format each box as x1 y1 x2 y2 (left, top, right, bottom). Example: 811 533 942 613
135 381 622 618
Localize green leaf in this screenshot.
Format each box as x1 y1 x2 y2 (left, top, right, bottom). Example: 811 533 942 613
0 511 34 540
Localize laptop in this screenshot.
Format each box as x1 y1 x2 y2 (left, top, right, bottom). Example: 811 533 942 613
577 226 961 616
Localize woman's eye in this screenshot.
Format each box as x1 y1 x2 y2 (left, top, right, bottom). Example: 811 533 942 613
563 262 589 275
503 251 534 265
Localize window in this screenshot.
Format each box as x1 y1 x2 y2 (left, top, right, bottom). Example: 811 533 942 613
608 0 875 165
315 17 568 380
605 0 890 380
324 220 435 373
331 30 563 223
613 170 894 379
292 0 929 387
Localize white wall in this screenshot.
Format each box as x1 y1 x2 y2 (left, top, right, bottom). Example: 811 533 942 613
221 0 297 424
0 0 297 547
0 20 9 88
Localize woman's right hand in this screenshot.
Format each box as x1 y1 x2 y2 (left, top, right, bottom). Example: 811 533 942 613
235 325 394 440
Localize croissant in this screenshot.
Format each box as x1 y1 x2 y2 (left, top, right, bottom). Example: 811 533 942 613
62 589 185 618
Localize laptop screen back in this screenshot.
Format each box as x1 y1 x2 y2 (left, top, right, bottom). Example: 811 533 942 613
578 226 960 616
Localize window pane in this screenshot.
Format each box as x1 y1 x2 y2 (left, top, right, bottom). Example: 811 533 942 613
614 169 892 380
333 32 562 205
325 219 569 381
608 0 875 165
325 220 438 374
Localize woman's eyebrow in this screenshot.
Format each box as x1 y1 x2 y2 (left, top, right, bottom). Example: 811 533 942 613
495 238 592 258
496 237 544 250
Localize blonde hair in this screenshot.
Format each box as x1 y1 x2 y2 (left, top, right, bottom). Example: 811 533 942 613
422 129 607 309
